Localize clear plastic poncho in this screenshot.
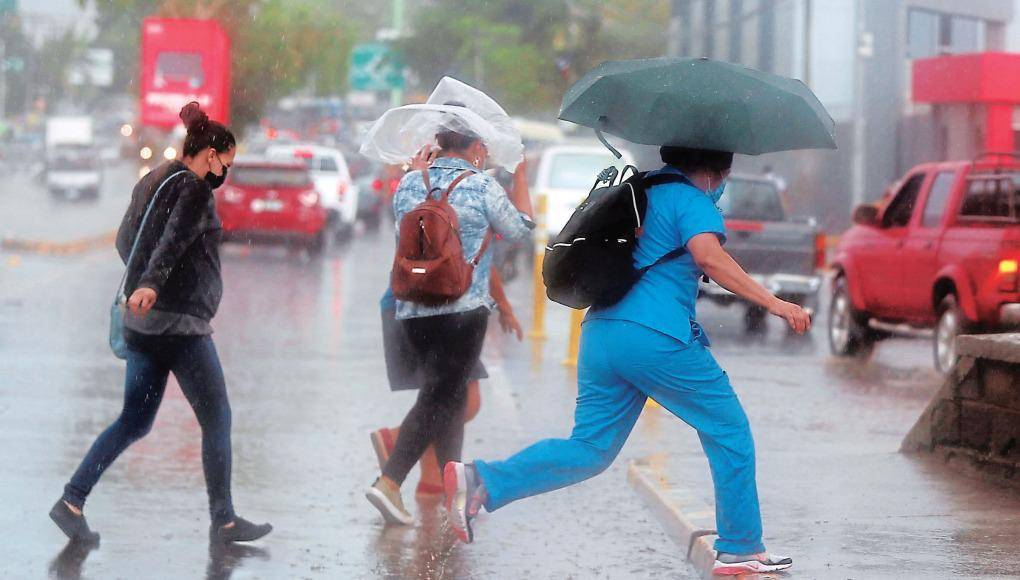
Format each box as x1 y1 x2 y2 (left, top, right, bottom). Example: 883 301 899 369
359 77 524 173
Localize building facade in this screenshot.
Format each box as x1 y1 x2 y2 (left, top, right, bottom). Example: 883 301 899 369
670 0 1015 231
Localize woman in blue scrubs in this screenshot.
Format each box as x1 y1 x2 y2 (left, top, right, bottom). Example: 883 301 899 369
444 146 811 576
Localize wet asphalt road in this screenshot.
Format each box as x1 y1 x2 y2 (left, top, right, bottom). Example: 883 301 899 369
0 170 945 579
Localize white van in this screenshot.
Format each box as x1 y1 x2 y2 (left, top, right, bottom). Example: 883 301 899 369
531 143 635 237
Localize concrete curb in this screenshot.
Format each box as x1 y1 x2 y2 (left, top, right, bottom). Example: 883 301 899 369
1 231 116 255
628 458 718 577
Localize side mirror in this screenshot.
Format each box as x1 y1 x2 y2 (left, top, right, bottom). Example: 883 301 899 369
852 204 880 227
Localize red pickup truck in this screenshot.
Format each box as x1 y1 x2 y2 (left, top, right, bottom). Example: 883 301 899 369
829 153 1020 372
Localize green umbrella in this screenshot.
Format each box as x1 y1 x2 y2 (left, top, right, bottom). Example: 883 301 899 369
559 57 836 156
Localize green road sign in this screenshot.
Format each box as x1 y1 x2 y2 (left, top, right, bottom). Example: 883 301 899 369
2 56 24 72
349 43 405 91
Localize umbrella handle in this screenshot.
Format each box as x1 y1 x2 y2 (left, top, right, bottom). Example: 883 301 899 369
595 129 623 160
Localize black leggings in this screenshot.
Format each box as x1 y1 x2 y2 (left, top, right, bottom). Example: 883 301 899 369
63 334 235 525
383 308 489 484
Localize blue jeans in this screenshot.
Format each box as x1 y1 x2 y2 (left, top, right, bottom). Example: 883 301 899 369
63 335 235 526
475 319 765 554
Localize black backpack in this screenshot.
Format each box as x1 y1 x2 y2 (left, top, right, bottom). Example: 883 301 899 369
542 166 690 309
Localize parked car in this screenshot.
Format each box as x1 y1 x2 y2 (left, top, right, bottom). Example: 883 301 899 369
532 143 635 237
215 158 328 254
266 144 358 240
829 153 1020 372
699 174 825 333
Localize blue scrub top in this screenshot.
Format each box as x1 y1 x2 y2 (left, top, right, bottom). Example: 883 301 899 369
587 165 727 345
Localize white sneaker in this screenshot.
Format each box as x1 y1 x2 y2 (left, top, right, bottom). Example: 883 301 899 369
712 552 793 575
444 461 484 544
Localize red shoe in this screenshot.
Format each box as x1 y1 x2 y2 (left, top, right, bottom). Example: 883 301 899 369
370 428 397 472
415 481 445 499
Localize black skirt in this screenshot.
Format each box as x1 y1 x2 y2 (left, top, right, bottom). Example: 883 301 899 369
381 306 488 391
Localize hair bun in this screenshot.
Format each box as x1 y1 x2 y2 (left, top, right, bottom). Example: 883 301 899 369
179 101 209 132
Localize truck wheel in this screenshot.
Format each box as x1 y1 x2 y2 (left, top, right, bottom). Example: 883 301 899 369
744 305 768 334
828 276 874 357
934 295 970 374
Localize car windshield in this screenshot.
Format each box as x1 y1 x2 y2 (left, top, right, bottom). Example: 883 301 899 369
49 147 99 170
546 152 624 190
960 172 1020 221
717 179 786 222
230 166 311 187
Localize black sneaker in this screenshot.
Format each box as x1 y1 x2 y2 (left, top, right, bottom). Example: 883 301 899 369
210 517 273 543
49 499 100 544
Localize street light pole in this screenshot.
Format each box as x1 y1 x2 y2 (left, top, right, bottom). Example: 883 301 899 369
851 1 869 209
0 39 6 123
391 0 404 107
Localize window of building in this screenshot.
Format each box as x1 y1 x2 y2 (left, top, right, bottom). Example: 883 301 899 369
908 9 986 59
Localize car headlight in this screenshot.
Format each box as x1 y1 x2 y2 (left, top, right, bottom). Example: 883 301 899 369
120 124 133 137
140 146 153 160
163 146 177 161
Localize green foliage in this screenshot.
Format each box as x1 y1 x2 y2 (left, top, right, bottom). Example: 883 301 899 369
226 0 355 128
400 0 668 115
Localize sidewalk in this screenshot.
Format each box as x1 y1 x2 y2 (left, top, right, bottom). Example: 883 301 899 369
629 369 1020 578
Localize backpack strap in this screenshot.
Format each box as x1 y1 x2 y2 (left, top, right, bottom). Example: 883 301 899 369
635 171 696 271
436 169 492 265
440 170 475 202
470 230 494 266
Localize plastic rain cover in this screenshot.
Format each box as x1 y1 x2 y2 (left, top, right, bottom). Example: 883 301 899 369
359 77 524 173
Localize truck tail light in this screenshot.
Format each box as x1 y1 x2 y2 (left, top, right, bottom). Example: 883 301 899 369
371 179 384 192
814 233 827 271
999 259 1018 292
338 182 348 200
298 190 320 208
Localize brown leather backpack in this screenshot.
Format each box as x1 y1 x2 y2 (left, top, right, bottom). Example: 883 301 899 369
391 169 492 306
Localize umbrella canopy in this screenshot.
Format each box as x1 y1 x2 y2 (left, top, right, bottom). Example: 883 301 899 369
360 77 524 172
559 57 836 155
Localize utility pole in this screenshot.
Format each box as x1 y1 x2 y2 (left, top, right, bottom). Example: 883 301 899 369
803 0 811 86
391 0 404 107
0 39 6 123
851 1 872 209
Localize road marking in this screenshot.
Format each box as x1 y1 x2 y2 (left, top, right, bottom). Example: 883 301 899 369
1 230 117 255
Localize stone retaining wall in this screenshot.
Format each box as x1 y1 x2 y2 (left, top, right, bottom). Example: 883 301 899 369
902 334 1020 487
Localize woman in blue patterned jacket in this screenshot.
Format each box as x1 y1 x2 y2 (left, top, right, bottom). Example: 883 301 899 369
365 125 533 525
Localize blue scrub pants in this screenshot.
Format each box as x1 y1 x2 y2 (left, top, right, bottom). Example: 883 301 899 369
474 319 765 554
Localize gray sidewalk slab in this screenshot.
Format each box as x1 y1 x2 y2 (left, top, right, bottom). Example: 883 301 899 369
631 400 1020 579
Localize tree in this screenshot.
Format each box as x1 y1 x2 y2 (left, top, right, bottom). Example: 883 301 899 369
398 0 669 116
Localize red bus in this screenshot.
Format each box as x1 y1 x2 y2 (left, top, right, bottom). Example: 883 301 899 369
140 17 230 127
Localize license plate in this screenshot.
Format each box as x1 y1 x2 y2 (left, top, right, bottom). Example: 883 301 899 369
252 199 285 212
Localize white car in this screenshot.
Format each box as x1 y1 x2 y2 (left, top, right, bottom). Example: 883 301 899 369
532 143 635 237
266 144 358 238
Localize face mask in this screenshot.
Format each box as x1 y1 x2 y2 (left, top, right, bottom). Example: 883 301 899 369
206 164 228 189
706 176 727 204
